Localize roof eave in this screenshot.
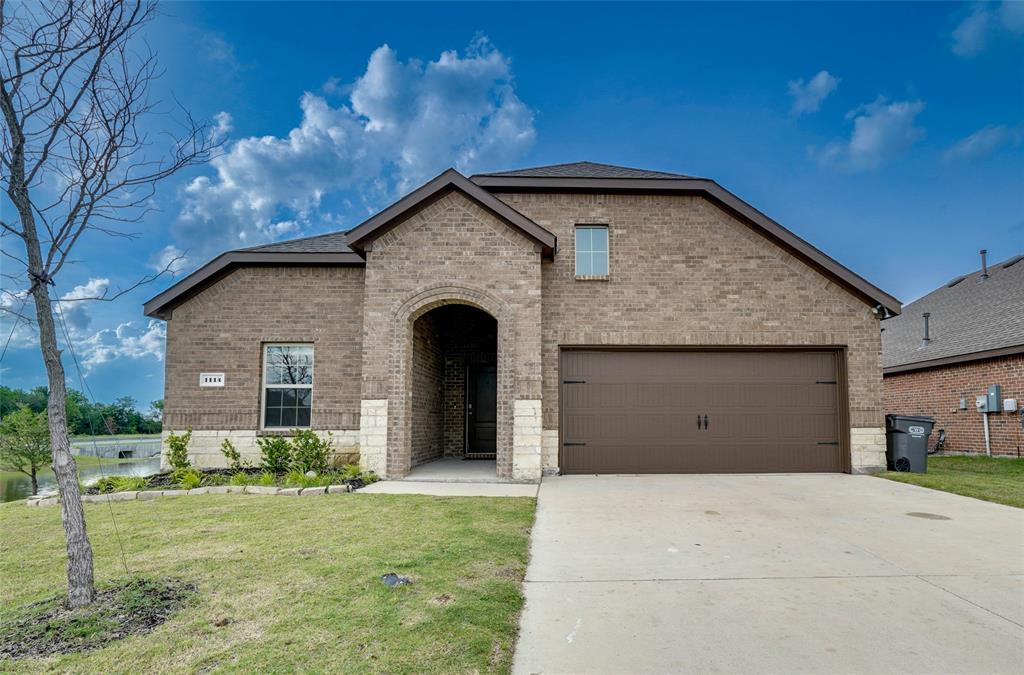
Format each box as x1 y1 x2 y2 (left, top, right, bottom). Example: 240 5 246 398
143 250 364 319
346 168 556 256
883 344 1024 375
471 175 901 315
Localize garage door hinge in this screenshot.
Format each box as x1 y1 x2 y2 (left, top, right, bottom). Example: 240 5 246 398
563 442 587 446
817 441 840 446
816 380 837 384
562 379 586 384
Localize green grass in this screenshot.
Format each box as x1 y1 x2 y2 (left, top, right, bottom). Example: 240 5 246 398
0 493 535 673
879 455 1024 508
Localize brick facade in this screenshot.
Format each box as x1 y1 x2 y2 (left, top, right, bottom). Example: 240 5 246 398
884 354 1024 457
160 188 889 476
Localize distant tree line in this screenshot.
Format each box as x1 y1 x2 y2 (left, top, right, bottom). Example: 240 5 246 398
0 386 162 436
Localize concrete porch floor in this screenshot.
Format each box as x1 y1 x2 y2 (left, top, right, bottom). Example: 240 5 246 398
405 457 504 483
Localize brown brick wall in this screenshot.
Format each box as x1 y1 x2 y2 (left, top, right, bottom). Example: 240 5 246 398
163 266 364 431
494 191 885 433
411 312 443 466
884 354 1024 456
358 190 543 477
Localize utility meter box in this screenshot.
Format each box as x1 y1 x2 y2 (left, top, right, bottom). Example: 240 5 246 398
976 395 990 413
987 385 1002 413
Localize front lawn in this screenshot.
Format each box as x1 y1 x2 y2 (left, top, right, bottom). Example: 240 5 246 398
879 455 1024 508
0 493 535 673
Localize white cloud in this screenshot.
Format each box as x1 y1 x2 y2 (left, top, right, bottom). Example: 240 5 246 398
211 111 233 143
150 245 190 275
952 6 992 56
77 320 166 369
788 70 839 115
1001 0 1024 32
943 124 1020 162
176 36 535 257
56 278 110 331
812 97 926 171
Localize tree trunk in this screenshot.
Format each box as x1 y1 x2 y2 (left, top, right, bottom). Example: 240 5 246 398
29 280 96 607
2 83 96 607
30 469 38 496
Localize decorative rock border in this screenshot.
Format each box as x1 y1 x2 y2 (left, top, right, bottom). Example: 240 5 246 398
25 484 353 507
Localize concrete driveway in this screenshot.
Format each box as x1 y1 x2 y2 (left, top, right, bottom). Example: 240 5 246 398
514 475 1024 674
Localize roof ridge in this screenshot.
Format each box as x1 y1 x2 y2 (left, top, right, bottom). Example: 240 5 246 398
472 160 697 179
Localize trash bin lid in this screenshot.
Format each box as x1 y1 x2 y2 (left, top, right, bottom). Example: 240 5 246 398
886 414 935 424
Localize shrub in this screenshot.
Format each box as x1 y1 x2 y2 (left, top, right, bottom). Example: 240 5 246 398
202 473 227 487
256 471 276 486
283 469 309 488
339 463 362 480
228 471 251 486
257 436 291 474
360 470 380 485
93 475 146 494
171 467 202 490
165 430 192 471
290 429 332 474
219 439 244 470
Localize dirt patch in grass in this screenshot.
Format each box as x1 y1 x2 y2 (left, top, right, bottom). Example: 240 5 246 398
0 577 195 659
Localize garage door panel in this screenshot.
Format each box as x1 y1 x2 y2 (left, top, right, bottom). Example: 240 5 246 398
560 350 844 474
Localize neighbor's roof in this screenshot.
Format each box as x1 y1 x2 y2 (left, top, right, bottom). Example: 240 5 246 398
882 254 1024 374
238 231 354 254
472 161 700 180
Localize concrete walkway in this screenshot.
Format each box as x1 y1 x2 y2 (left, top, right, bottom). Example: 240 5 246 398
514 474 1024 674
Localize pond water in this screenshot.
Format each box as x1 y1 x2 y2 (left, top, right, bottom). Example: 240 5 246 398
0 457 162 503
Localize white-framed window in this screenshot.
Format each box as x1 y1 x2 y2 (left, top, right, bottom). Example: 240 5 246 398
262 344 313 429
575 224 609 276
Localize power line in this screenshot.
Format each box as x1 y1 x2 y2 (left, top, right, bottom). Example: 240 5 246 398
52 295 131 577
0 292 31 364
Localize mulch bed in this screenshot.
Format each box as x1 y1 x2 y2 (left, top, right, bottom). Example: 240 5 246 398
0 577 196 659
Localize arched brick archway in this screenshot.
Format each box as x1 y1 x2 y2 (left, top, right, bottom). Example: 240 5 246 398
388 284 516 479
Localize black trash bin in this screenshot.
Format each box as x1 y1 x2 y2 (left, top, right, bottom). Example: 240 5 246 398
885 414 935 473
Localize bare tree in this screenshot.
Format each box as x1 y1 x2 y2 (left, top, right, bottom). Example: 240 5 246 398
1 0 215 607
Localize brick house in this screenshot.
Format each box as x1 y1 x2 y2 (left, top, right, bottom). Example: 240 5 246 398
144 162 902 480
882 252 1024 457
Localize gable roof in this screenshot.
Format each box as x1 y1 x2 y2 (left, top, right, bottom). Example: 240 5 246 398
881 254 1024 374
472 162 901 315
345 168 556 254
238 231 354 254
473 161 700 180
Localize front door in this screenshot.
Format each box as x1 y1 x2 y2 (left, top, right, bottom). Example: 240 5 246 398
467 365 497 456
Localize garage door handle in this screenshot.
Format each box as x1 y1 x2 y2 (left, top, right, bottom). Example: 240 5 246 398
563 379 586 384
703 415 709 430
564 442 586 447
697 415 701 429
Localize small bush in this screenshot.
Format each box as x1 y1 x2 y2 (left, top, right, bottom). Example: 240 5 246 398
202 473 227 487
290 429 332 474
257 436 291 474
93 475 147 494
219 439 245 471
339 463 362 480
360 470 380 485
165 430 192 471
171 468 202 490
256 471 276 486
228 471 251 486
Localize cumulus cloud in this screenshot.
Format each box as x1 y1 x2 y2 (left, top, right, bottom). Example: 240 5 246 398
812 97 926 171
56 278 110 331
788 70 839 115
150 245 190 275
77 320 166 369
951 2 1024 56
943 124 1020 162
177 36 535 257
211 111 233 143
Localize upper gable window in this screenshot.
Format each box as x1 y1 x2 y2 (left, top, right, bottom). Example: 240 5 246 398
263 344 313 429
575 225 609 277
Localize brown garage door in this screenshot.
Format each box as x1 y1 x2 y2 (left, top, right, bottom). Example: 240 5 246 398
560 350 844 474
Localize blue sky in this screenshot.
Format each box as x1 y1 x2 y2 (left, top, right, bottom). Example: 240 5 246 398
2 1 1022 408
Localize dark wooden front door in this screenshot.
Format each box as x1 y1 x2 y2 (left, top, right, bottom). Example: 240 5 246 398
560 350 844 474
467 365 497 455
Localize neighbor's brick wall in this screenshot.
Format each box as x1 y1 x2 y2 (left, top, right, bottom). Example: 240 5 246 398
884 354 1024 457
163 266 365 433
359 190 543 478
411 311 444 466
496 191 886 468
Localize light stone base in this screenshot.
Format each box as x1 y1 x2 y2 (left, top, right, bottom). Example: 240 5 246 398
512 399 543 481
359 399 388 475
851 426 887 473
542 429 559 472
160 429 360 470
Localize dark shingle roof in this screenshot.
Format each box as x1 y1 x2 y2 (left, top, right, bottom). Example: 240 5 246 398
238 231 353 254
881 254 1024 370
472 161 698 180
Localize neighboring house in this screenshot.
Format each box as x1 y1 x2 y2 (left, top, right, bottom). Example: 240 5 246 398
144 161 901 479
882 252 1024 457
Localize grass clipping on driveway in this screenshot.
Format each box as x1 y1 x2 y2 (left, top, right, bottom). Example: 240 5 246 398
0 492 535 673
880 455 1024 508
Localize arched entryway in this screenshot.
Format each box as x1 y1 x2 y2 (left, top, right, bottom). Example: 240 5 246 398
407 303 501 477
